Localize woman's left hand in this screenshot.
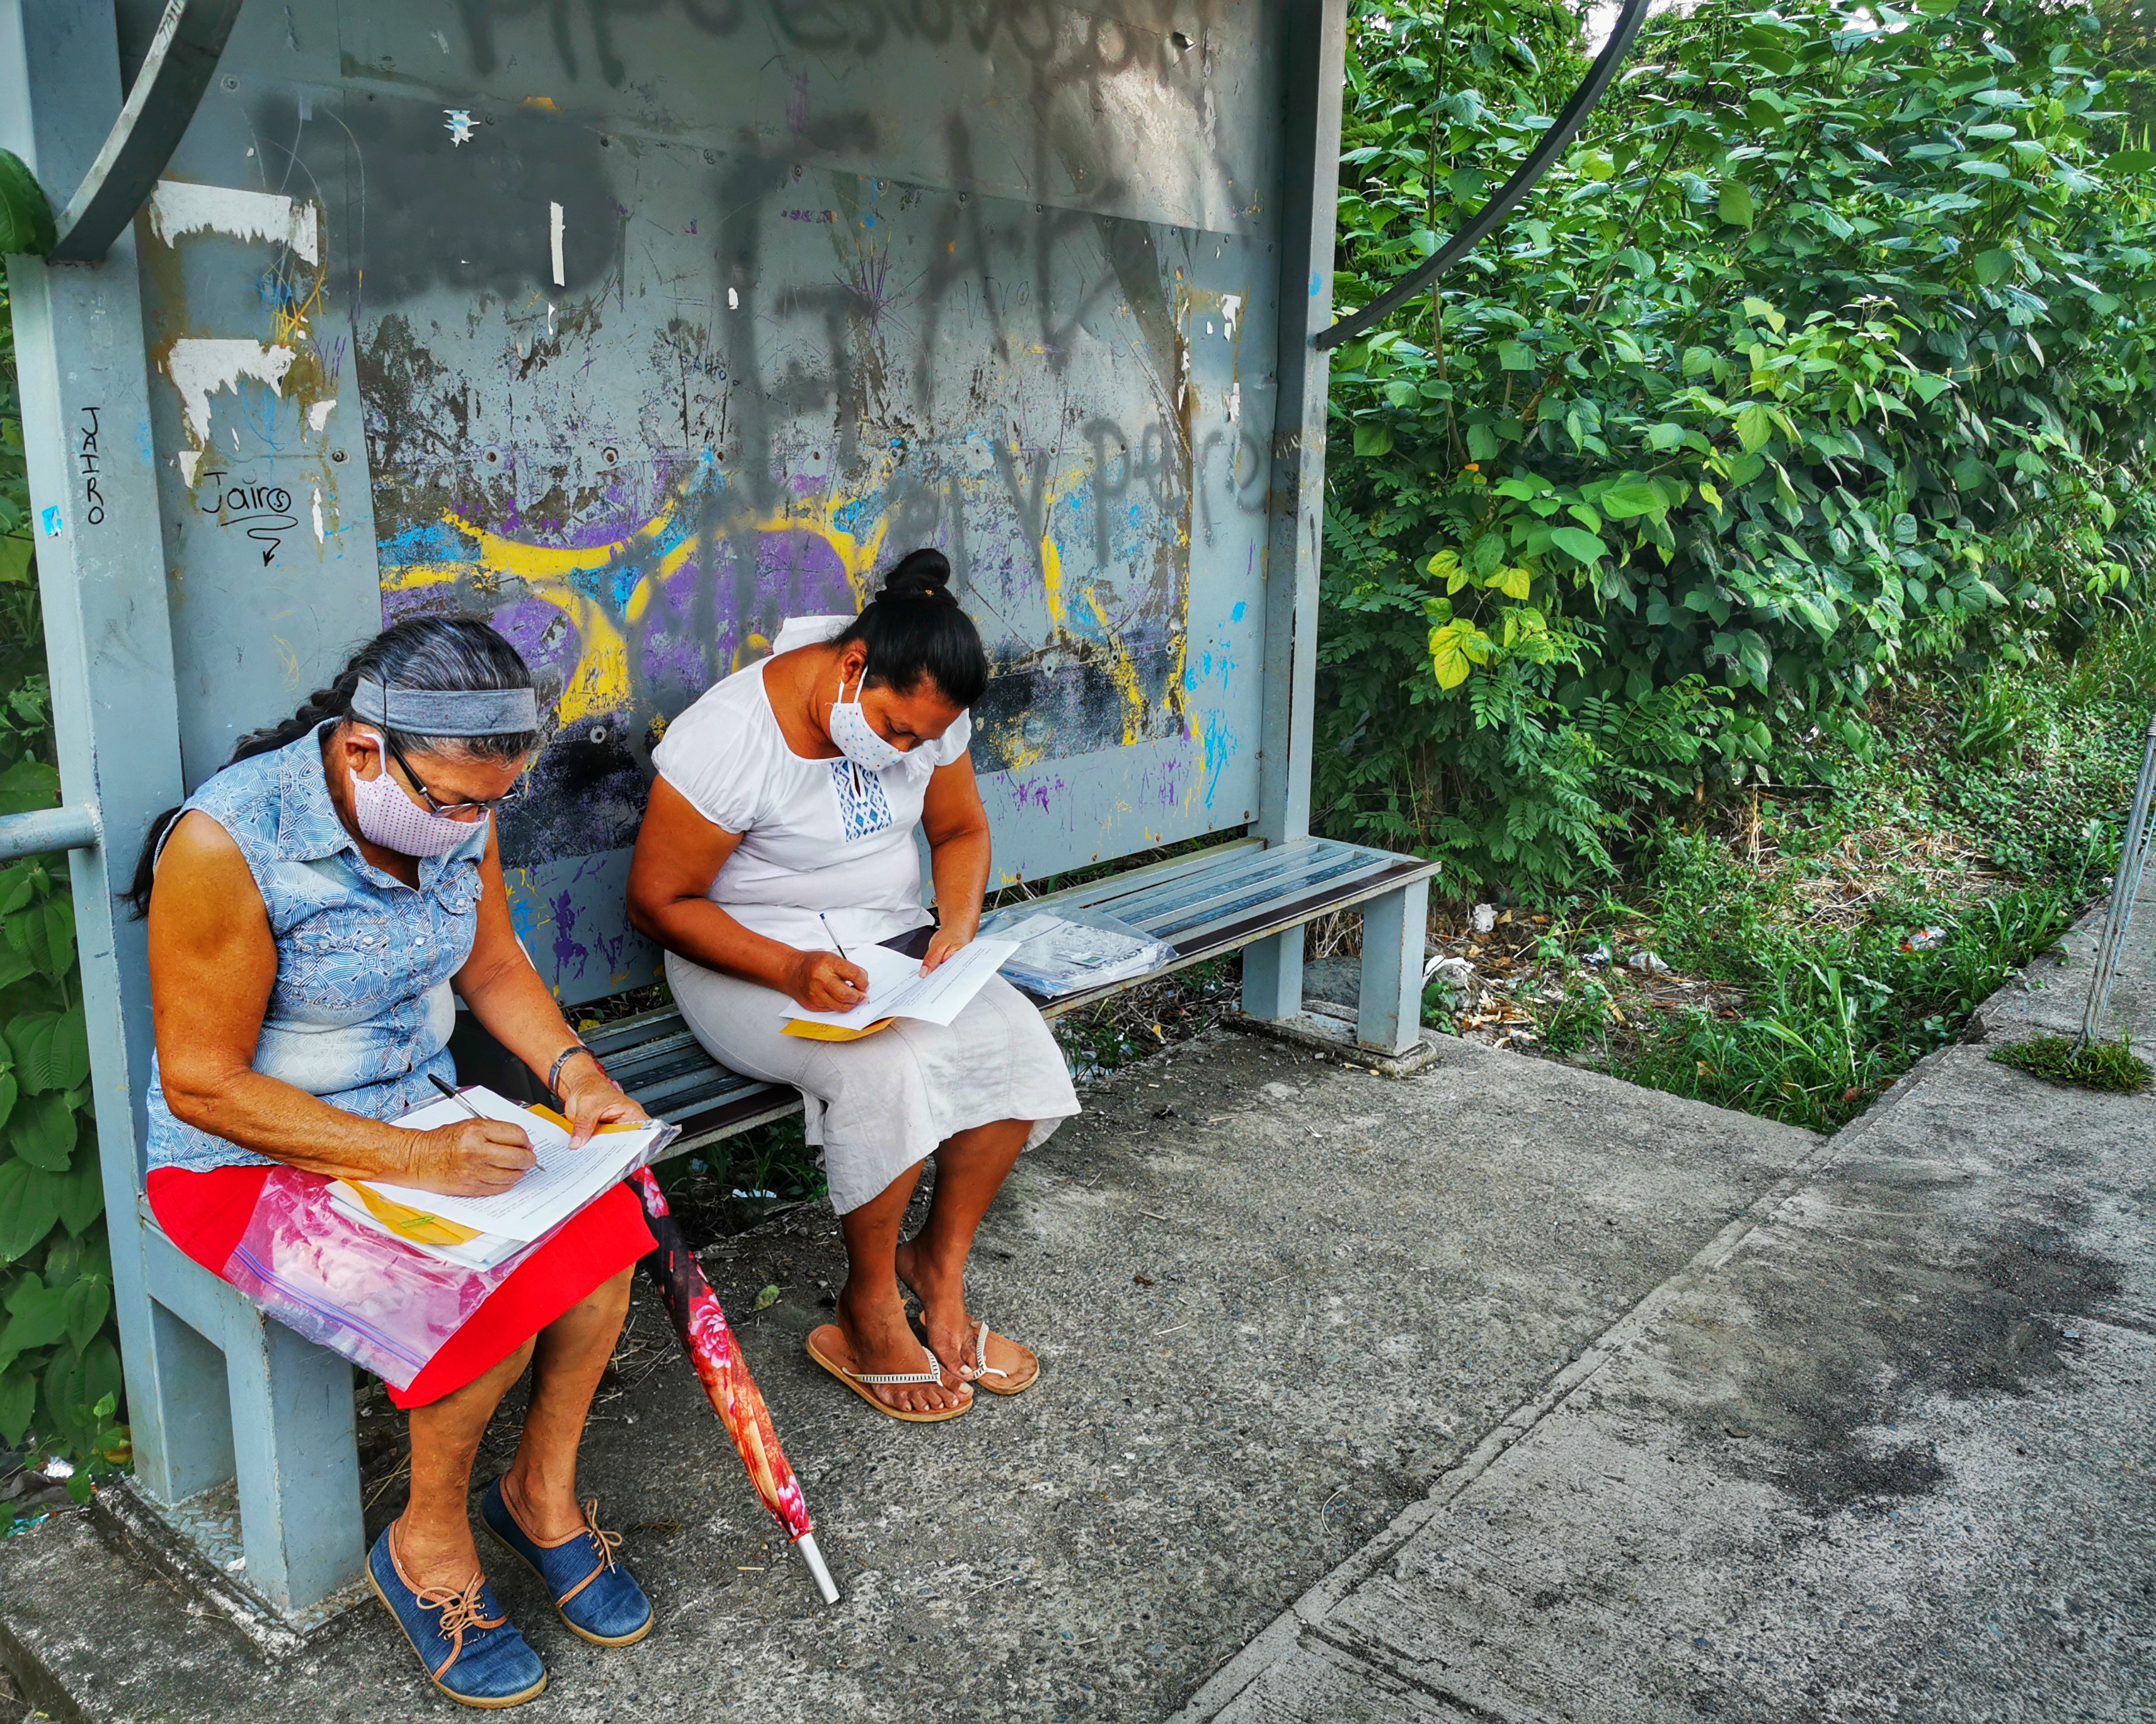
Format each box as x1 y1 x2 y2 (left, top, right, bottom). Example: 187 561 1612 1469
920 920 977 974
558 1058 649 1149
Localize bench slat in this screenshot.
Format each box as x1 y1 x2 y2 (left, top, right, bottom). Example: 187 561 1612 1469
1032 851 1435 1017
585 837 1436 1157
1071 838 1397 929
1149 854 1402 945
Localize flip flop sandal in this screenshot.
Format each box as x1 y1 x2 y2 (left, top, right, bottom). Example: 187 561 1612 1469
957 1319 1040 1396
805 1325 973 1423
892 1270 1041 1397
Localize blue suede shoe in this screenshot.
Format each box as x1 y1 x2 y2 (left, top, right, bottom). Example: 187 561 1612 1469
367 1526 547 1709
480 1478 654 1648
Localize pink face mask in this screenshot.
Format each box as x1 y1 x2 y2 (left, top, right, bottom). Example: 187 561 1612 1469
348 734 486 858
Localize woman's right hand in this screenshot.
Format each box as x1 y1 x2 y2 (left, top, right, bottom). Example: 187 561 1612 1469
786 950 870 1013
401 1120 539 1197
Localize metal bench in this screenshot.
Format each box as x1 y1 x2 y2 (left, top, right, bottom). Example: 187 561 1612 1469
596 835 1436 1152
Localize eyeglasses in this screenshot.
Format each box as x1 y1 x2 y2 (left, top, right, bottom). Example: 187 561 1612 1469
383 732 530 818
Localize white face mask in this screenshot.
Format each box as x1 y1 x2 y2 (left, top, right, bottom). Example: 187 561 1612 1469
348 731 486 858
827 669 907 774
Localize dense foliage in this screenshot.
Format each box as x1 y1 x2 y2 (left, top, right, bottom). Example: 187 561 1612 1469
0 282 120 1497
1320 0 2156 892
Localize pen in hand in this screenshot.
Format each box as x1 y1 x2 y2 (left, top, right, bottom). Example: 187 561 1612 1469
426 1072 539 1190
819 913 866 1004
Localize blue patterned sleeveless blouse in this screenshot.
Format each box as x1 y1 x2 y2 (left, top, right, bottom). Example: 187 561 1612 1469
144 721 489 1173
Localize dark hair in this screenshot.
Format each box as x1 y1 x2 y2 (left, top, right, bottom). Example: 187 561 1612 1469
125 616 539 916
834 549 989 707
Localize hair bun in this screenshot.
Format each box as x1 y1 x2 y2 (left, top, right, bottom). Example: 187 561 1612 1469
880 547 955 604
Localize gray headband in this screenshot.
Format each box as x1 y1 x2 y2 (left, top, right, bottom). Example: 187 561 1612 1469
350 677 541 738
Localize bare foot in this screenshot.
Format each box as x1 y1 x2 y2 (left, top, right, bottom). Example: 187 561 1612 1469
830 1280 971 1415
894 1239 1037 1390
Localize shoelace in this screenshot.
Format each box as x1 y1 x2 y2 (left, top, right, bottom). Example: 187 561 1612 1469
581 1499 622 1573
413 1573 503 1674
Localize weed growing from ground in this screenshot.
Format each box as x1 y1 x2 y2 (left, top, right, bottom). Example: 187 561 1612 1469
1429 611 2156 1132
1988 1035 2152 1095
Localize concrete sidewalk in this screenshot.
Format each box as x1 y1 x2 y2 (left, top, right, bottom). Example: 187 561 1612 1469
1 878 2148 1721
0 1030 1818 1720
1178 892 2156 1722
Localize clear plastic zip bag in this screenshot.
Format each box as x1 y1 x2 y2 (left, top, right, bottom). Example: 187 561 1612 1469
221 1134 674 1391
983 904 1176 999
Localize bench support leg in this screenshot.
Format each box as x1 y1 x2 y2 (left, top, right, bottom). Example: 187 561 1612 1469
135 1300 239 1504
221 1305 366 1616
1356 878 1428 1057
1241 926 1304 1021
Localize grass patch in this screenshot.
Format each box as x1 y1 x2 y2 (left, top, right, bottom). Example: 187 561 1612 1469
1988 1035 2152 1095
1426 609 2156 1132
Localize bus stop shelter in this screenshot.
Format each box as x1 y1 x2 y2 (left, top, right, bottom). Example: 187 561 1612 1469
0 0 1443 1623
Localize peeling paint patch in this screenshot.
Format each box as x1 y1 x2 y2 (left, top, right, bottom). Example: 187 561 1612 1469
165 339 297 443
311 486 325 543
1222 293 1242 337
148 181 320 265
307 399 336 433
549 202 566 287
444 108 475 146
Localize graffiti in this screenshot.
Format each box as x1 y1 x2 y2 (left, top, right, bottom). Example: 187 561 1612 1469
173 3 1278 996
449 0 1211 95
76 407 105 527
197 474 300 566
341 105 1268 877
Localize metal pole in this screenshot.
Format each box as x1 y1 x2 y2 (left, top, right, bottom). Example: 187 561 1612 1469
1245 0 1349 1022
0 803 99 860
2077 711 2156 1050
2 0 194 1505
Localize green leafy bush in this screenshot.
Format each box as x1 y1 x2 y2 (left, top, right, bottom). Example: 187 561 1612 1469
0 279 122 1500
1321 0 2156 891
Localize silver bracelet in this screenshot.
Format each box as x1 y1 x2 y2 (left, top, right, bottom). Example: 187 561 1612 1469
546 1043 600 1095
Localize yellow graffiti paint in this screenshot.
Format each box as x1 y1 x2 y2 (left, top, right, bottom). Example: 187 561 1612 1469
383 476 895 727
1040 534 1067 630
1081 587 1149 747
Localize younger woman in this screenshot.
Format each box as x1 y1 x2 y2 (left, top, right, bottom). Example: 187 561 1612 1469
627 550 1079 1422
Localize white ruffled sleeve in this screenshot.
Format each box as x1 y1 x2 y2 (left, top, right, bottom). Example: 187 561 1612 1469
651 682 772 834
924 709 973 769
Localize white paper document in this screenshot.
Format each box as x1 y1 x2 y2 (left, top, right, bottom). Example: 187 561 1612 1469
785 937 1020 1032
360 1086 674 1243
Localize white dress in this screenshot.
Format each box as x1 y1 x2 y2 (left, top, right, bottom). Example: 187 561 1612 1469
651 621 1080 1214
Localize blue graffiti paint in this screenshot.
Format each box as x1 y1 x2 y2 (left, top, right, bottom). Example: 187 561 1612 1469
1230 601 1246 622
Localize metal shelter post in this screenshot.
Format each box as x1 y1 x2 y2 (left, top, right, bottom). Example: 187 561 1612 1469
1245 0 1350 1024
2 0 364 1616
3 0 193 1503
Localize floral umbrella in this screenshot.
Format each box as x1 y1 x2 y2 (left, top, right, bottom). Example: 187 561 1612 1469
629 1168 839 1604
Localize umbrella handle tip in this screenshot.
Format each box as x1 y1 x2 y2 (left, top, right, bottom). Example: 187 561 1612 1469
794 1531 840 1606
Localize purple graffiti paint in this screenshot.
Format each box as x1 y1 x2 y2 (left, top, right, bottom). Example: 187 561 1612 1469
550 890 590 979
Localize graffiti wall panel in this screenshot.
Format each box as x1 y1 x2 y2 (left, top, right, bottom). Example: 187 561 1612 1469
329 1 1269 241
139 0 1287 1005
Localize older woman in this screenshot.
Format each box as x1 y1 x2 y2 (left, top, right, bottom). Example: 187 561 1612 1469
628 549 1080 1422
139 617 653 1709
